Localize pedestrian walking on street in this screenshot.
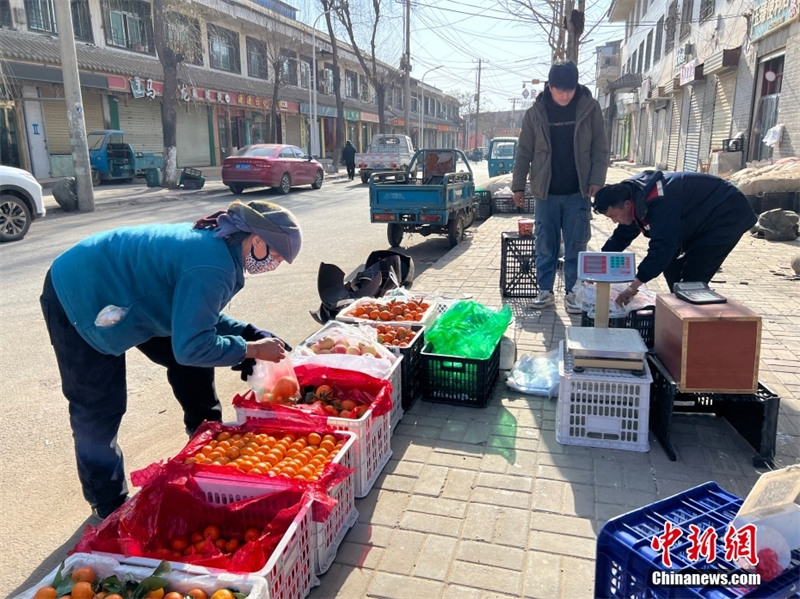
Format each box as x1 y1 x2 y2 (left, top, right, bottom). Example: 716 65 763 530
593 170 757 306
511 60 609 314
39 200 302 520
342 139 357 181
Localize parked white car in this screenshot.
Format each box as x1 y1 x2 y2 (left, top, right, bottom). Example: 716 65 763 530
0 165 46 242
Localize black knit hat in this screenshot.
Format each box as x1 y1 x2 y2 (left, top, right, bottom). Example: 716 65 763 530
548 61 579 90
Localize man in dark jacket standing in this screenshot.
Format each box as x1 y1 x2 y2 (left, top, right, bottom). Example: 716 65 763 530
511 60 609 314
342 139 357 181
593 170 757 306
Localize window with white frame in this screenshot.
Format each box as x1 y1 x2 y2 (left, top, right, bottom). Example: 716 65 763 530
24 0 55 33
360 75 370 102
698 0 713 22
345 71 358 99
208 24 240 73
281 51 298 86
654 17 663 63
167 15 201 65
680 0 693 39
300 59 311 89
104 0 151 52
645 30 653 71
322 66 333 94
247 37 268 79
665 1 677 54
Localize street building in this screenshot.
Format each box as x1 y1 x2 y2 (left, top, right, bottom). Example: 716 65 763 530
598 0 798 174
0 0 463 178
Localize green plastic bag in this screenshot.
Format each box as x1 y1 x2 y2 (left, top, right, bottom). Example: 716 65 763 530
426 300 512 359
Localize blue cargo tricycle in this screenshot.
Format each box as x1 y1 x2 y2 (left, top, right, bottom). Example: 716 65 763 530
369 149 476 248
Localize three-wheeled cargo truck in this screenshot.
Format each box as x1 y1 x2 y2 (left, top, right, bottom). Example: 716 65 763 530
369 149 477 248
87 130 164 185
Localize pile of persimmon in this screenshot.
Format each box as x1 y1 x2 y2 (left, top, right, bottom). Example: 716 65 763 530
147 523 261 561
32 563 242 599
297 384 369 419
349 299 430 322
183 430 345 479
371 324 418 348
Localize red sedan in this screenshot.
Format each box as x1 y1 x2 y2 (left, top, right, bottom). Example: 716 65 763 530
221 144 325 195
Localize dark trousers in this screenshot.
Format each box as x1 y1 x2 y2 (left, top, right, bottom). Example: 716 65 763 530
39 270 222 514
346 162 355 180
662 239 742 291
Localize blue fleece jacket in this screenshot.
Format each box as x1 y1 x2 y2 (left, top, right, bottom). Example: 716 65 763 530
601 172 757 284
51 223 250 367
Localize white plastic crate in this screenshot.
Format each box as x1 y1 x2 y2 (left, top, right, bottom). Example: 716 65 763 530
192 430 359 576
556 341 651 452
235 405 391 499
295 322 404 435
92 494 317 599
13 553 270 599
336 296 439 329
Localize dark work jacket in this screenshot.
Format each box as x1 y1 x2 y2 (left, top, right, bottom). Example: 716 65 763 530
601 171 757 284
342 144 356 165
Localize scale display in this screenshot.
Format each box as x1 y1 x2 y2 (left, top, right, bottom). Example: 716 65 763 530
578 251 636 282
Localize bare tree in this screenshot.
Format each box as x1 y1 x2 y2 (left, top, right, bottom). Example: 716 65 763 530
259 23 302 144
498 0 597 63
320 0 344 166
333 0 403 133
153 0 202 187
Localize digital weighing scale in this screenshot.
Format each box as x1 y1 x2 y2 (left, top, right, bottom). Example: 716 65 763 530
567 251 647 373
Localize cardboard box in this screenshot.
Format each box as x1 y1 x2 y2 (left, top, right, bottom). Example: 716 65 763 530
654 293 761 393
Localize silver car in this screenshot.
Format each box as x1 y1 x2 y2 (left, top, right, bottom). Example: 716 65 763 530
0 165 46 242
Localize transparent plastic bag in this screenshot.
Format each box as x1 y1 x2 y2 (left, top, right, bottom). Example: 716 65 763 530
247 355 300 404
506 350 560 397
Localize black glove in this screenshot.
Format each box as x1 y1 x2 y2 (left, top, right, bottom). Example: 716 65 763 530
231 324 292 381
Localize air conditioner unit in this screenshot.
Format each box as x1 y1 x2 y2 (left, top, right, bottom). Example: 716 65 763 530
13 7 26 24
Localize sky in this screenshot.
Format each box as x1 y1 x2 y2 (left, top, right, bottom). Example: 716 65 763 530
294 0 625 114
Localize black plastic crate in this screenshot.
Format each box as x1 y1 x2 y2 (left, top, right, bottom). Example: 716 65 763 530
580 306 655 349
500 232 538 297
421 340 500 408
475 189 493 219
647 354 780 467
493 195 534 213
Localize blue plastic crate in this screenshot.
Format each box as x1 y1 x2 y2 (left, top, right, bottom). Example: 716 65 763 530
595 482 800 599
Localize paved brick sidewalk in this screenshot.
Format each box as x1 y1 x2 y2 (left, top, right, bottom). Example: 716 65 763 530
308 172 800 598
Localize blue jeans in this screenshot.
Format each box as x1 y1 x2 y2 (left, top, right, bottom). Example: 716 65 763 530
39 270 222 515
533 193 593 293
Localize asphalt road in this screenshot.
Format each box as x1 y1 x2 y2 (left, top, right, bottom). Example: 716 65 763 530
1 166 498 597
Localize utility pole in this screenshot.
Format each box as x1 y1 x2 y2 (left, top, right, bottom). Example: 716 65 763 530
54 0 94 211
475 59 481 147
508 97 519 127
403 0 411 136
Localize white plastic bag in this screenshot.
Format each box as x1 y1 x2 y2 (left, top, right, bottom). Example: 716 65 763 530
292 321 397 379
506 350 560 397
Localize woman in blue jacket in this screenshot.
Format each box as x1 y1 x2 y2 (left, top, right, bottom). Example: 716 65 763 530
39 200 302 518
593 171 756 306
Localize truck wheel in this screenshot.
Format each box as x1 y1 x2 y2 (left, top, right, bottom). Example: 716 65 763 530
464 206 476 229
91 168 100 186
447 213 465 248
387 223 404 248
360 173 369 184
278 173 291 194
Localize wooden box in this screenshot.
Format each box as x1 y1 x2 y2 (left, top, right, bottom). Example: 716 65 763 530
654 294 761 393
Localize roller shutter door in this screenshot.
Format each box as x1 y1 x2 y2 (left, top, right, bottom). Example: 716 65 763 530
177 104 211 167
710 74 735 151
284 114 302 146
666 94 681 170
117 99 163 153
683 82 704 171
42 92 105 154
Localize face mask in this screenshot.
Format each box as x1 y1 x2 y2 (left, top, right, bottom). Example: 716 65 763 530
244 247 281 274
